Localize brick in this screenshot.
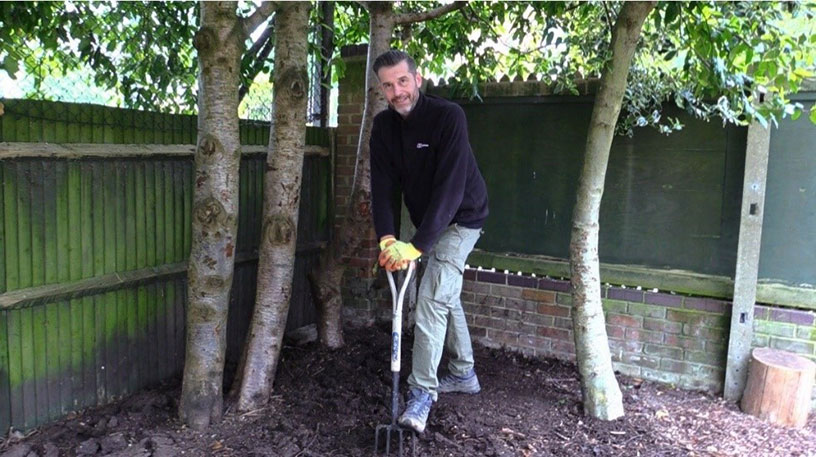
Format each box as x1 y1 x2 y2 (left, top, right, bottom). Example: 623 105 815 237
667 309 727 328
601 299 627 314
469 326 487 338
628 303 667 319
751 334 769 347
754 305 770 320
796 327 816 341
607 313 642 328
503 297 528 311
508 274 537 288
460 291 475 303
659 359 693 374
608 339 644 354
704 341 727 355
537 303 570 318
682 324 726 341
606 325 626 339
626 328 664 344
473 315 492 328
607 287 644 302
641 368 681 385
551 340 576 354
683 297 730 313
768 308 815 326
477 270 506 284
538 278 570 292
523 312 554 327
644 344 683 360
463 269 476 281
491 284 524 298
463 281 490 294
612 363 642 377
519 334 550 350
490 307 522 321
556 293 573 306
553 317 572 329
644 292 683 308
539 326 571 341
754 320 796 338
643 318 682 334
621 353 660 369
521 288 556 303
769 337 815 355
663 334 704 351
685 350 725 366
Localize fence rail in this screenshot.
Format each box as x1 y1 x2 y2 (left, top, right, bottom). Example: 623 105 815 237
0 99 333 432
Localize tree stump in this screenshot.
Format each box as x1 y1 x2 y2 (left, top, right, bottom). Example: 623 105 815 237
740 347 816 428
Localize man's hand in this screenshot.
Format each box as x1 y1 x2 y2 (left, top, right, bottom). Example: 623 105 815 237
379 240 422 272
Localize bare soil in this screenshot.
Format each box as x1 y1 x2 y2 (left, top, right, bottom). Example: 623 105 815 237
2 324 815 457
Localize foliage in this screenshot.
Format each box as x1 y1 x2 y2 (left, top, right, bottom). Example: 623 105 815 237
0 1 199 113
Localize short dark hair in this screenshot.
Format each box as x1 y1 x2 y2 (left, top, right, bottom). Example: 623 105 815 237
373 50 417 76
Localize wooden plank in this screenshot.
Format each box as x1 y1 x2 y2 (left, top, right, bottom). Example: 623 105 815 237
91 162 105 278
0 143 330 159
724 121 772 401
70 297 83 411
164 281 177 377
33 303 48 423
80 163 96 405
173 162 184 262
16 162 33 289
164 163 175 262
81 295 96 408
255 159 264 249
135 162 146 268
56 162 69 283
125 287 137 394
155 282 168 379
94 294 106 404
29 162 45 288
68 163 82 281
145 163 157 267
7 309 24 429
136 285 148 388
0 310 10 433
103 290 117 402
67 104 80 143
154 162 166 265
146 283 158 386
173 279 184 375
3 163 19 290
182 162 192 258
58 300 72 414
0 165 5 293
43 161 57 286
19 307 36 429
238 160 248 250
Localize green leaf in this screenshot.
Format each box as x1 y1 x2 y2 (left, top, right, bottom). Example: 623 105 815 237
2 55 19 77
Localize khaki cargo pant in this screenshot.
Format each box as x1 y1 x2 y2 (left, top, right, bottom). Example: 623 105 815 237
407 224 481 401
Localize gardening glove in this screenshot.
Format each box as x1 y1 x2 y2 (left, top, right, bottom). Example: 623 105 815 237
378 235 396 251
380 240 422 272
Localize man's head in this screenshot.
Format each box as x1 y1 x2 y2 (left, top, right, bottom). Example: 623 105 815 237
373 50 422 117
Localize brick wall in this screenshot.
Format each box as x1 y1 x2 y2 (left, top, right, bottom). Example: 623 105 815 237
461 267 816 406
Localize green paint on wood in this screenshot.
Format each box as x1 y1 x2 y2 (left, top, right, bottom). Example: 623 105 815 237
80 163 94 280
33 304 49 421
0 165 5 293
43 162 57 285
0 310 10 432
80 296 96 407
164 162 174 263
125 163 137 271
30 162 45 287
91 163 105 277
7 309 24 428
17 162 33 289
68 163 82 282
3 163 19 290
173 163 184 262
58 300 72 414
135 163 146 268
145 164 157 267
183 163 192 258
55 162 69 283
103 162 116 275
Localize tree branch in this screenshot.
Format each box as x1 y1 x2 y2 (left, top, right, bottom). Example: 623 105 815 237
243 1 277 38
395 1 467 25
246 16 275 58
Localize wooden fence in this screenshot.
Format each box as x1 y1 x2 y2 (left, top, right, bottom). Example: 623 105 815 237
0 99 332 431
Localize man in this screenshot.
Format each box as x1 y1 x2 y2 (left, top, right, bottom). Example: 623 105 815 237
369 50 489 434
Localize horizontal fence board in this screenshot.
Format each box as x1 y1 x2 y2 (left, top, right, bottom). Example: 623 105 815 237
0 99 331 430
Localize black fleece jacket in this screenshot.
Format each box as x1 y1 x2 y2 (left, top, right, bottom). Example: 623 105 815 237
370 92 489 252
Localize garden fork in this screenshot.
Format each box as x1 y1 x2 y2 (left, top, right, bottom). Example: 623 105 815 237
374 261 417 457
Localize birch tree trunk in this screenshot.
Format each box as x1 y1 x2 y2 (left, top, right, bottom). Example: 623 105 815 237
236 1 311 412
179 1 243 430
569 1 655 421
309 2 394 349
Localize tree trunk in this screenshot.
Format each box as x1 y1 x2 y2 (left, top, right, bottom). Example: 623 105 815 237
569 1 655 421
179 1 243 430
309 3 394 349
236 1 311 412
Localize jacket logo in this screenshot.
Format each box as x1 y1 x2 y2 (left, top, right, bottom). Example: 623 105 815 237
416 143 429 149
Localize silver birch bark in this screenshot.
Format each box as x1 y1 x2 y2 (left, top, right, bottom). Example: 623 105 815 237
236 1 311 412
180 0 275 429
569 1 655 421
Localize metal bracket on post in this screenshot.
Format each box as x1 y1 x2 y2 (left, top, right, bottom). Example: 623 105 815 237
724 120 771 401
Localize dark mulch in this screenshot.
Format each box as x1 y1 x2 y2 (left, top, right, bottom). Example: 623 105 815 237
2 324 814 457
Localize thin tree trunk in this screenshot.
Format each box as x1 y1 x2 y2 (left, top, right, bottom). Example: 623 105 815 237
569 1 655 421
309 2 394 349
319 1 335 128
179 1 243 430
236 1 311 412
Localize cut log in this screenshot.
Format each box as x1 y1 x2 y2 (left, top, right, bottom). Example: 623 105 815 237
740 347 816 428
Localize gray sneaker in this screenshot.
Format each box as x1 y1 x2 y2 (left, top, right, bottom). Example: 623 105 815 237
438 369 481 394
398 388 433 433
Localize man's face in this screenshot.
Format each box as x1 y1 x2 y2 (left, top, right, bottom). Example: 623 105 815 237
376 60 422 117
